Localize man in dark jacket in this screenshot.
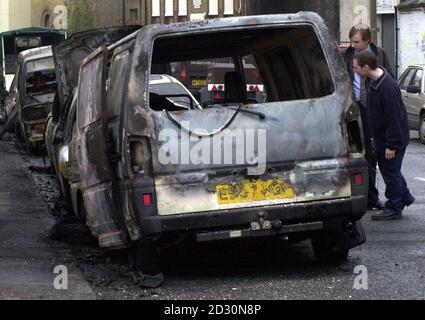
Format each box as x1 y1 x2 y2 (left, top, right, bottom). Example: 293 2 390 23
353 51 415 220
344 25 394 211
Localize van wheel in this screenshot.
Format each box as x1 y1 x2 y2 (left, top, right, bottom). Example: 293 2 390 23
419 114 425 145
311 233 349 263
129 240 164 289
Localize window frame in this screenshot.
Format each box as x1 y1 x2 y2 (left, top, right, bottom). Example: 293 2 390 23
400 68 417 91
76 47 108 134
105 41 135 120
409 68 423 91
147 24 336 111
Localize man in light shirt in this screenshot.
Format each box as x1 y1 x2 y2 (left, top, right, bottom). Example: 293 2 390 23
343 25 394 211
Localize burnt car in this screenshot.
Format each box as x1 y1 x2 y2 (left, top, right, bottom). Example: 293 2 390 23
52 13 368 286
7 46 57 150
0 28 66 115
45 26 142 204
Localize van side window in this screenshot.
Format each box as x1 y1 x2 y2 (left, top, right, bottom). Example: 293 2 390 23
77 54 104 130
106 45 133 119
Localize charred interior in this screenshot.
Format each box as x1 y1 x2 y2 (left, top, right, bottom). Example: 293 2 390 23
25 63 57 97
150 25 335 111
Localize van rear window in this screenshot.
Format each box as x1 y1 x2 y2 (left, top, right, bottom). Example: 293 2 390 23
150 25 335 111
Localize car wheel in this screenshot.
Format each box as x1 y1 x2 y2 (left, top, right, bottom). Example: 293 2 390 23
311 233 349 263
419 114 425 145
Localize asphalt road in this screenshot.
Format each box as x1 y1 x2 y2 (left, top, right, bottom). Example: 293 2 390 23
0 137 95 300
0 130 424 300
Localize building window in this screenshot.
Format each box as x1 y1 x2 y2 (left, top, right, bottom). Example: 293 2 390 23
152 0 160 17
224 0 234 15
42 11 52 27
129 8 139 21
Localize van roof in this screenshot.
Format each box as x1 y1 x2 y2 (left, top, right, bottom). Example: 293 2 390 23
139 12 326 37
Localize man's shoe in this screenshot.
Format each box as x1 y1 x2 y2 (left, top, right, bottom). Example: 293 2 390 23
372 209 402 221
368 200 385 211
403 194 415 207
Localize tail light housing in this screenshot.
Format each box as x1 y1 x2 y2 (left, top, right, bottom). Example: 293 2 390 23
143 193 152 205
130 141 145 175
353 172 364 186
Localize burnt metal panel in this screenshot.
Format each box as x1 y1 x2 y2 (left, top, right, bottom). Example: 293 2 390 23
52 26 142 107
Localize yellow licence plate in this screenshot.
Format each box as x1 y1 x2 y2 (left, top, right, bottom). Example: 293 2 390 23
192 80 208 86
216 179 295 205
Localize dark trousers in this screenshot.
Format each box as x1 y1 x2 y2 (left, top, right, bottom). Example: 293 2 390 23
358 102 380 206
376 148 412 212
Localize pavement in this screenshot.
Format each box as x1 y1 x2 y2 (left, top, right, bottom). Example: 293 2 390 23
0 137 95 300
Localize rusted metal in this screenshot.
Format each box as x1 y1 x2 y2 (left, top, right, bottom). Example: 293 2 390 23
11 46 56 151
53 26 142 107
46 26 143 249
47 14 368 279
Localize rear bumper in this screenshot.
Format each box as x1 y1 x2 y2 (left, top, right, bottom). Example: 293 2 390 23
138 195 367 237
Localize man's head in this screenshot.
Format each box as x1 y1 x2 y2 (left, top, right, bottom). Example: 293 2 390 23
353 51 378 78
349 24 372 52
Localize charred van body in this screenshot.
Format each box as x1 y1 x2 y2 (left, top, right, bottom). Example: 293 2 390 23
47 13 368 287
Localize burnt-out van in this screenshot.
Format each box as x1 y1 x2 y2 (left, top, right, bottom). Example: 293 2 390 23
9 46 57 151
55 13 368 287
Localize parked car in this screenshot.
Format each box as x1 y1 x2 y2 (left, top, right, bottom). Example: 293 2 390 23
398 65 425 144
45 26 142 205
2 46 57 151
49 13 368 287
0 27 66 112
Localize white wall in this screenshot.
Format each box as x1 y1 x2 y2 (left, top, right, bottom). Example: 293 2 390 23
0 0 31 33
0 0 11 33
398 9 425 76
